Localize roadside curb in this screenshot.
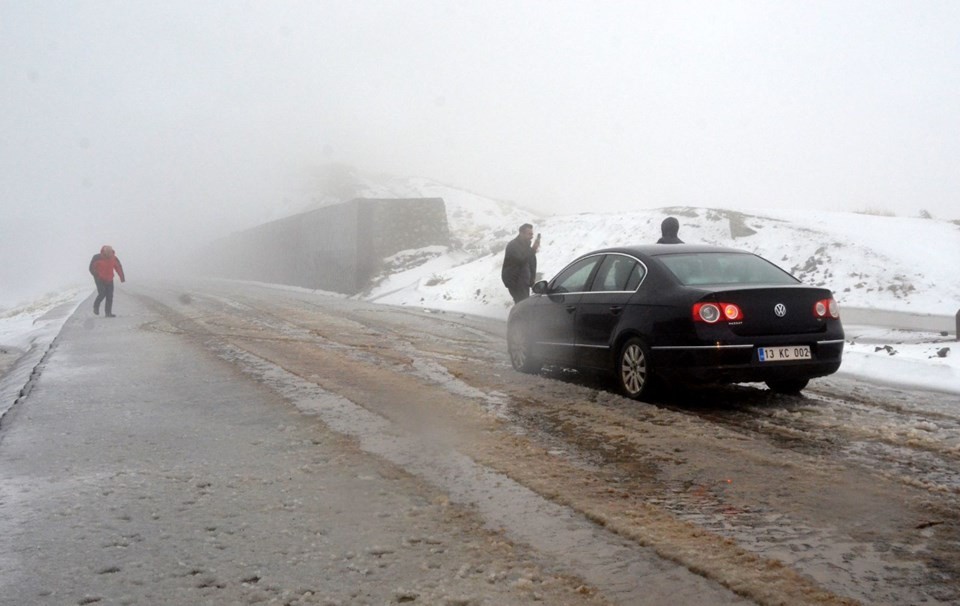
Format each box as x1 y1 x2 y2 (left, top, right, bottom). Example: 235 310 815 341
0 295 89 430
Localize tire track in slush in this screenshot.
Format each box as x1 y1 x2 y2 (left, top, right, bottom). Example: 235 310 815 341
145 283 960 605
172 324 752 603
658 386 960 498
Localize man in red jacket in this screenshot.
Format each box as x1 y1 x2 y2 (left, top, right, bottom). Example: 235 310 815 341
89 245 126 317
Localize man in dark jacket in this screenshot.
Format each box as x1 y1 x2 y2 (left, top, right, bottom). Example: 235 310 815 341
501 223 540 303
657 216 684 244
89 245 126 317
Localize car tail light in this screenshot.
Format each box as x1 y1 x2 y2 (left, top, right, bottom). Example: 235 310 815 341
814 298 840 319
693 302 743 323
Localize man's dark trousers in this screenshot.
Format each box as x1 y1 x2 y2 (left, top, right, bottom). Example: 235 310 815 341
94 279 114 315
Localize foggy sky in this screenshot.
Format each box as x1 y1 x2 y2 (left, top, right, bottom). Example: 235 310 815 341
2 1 959 305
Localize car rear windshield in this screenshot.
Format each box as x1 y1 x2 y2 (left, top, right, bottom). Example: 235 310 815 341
659 252 799 286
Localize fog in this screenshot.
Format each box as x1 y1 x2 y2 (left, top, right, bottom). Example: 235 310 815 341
2 1 959 307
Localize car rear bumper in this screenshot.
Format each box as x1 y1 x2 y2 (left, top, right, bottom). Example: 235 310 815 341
651 339 844 384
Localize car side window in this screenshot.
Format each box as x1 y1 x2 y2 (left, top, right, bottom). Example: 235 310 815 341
551 256 601 293
591 255 644 292
625 262 645 290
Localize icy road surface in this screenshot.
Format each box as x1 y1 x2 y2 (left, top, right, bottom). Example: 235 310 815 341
4 280 959 605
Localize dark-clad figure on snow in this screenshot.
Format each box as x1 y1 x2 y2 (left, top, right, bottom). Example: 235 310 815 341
657 216 684 244
501 223 540 304
89 245 126 317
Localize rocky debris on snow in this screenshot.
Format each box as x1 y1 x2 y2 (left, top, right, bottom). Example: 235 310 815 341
393 588 420 602
382 247 449 275
702 208 759 239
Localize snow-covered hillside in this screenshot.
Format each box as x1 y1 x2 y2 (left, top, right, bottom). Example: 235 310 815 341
362 194 960 321
247 166 959 321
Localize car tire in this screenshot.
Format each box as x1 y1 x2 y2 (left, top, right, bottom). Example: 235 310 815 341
617 337 653 400
765 378 809 394
508 324 542 374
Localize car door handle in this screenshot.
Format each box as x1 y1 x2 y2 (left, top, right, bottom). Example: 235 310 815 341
565 305 577 314
609 305 624 315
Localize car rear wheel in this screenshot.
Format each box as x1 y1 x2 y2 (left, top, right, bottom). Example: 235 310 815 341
765 378 809 394
617 337 653 400
508 325 542 374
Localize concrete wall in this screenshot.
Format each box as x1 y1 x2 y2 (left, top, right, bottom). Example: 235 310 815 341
203 198 449 294
843 307 958 338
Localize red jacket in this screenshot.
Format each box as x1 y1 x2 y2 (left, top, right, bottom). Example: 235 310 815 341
89 247 125 282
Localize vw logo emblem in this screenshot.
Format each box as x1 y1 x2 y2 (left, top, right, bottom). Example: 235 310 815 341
774 303 787 317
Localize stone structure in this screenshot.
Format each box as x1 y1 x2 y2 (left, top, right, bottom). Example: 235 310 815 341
203 198 449 294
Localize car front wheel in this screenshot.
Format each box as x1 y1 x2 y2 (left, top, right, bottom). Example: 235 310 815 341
617 337 653 400
508 324 542 374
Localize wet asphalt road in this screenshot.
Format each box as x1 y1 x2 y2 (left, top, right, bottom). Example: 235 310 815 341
0 285 753 606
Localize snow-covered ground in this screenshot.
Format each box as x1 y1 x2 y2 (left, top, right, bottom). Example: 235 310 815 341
0 287 90 420
2 184 958 396
0 287 89 362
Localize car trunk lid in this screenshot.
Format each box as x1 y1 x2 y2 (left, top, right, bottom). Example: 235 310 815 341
700 285 835 337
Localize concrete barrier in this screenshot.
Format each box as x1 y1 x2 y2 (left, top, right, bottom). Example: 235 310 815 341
842 306 957 338
201 198 450 294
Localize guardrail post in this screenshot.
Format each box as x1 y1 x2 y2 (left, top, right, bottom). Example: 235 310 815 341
956 309 959 341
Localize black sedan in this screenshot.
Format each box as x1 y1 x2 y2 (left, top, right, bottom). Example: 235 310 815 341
507 244 844 399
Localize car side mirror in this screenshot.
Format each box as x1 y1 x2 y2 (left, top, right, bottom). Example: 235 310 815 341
532 280 549 295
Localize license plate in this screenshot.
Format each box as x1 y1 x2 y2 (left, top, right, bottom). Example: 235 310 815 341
758 345 811 362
